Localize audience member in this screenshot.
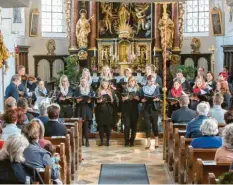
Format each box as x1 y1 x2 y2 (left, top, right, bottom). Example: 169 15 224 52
38 102 50 126
0 134 32 183
45 104 67 137
175 71 190 93
16 108 27 129
224 110 233 124
191 118 222 148
209 93 227 123
171 95 197 123
215 124 233 163
216 81 232 110
206 71 216 91
22 120 59 180
2 109 21 140
4 97 17 111
17 97 34 121
185 101 210 138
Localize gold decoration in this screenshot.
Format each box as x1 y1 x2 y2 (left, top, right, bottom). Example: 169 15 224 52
65 0 71 47
158 5 174 50
78 50 88 60
118 23 134 39
100 2 113 34
76 9 91 48
178 2 184 49
46 39 56 55
0 31 9 70
118 3 130 26
190 37 201 54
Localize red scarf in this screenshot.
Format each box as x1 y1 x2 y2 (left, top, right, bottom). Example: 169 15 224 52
193 87 201 94
171 86 182 98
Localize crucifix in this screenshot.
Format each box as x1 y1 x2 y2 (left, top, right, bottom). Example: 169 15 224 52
208 45 216 75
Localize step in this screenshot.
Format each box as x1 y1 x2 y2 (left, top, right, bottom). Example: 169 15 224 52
88 138 146 146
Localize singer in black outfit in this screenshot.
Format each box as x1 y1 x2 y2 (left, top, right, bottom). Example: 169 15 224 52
121 76 140 147
74 77 94 147
56 75 74 118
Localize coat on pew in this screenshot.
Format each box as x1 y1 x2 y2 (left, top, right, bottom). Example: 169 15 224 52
191 136 222 148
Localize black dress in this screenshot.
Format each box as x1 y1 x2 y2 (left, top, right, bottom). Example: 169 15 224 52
121 88 140 145
56 87 74 118
74 87 94 120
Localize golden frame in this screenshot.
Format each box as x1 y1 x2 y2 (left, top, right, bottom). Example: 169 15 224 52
30 9 39 37
211 7 223 36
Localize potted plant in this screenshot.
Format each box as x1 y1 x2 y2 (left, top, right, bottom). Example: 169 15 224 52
175 65 197 81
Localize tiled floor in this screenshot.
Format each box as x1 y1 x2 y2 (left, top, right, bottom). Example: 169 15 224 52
76 139 172 184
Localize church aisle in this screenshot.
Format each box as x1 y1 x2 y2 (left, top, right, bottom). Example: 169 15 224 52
76 140 172 184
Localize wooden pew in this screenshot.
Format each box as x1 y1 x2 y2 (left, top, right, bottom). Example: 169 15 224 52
173 129 186 182
64 118 83 165
195 159 231 184
165 118 171 162
67 127 76 179
36 166 52 184
208 173 218 184
186 146 217 184
178 136 192 184
168 123 186 171
55 143 67 184
44 135 71 184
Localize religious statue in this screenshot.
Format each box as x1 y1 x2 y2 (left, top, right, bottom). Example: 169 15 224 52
158 9 174 50
101 2 113 34
0 31 9 74
76 9 91 48
190 37 201 54
103 46 110 65
118 3 130 26
46 39 56 55
134 4 149 34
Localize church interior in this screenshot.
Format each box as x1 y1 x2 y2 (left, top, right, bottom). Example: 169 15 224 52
0 0 233 184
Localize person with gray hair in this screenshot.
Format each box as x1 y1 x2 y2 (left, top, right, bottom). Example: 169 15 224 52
0 134 32 183
191 118 222 148
4 97 17 111
171 95 197 123
38 102 50 125
215 124 233 162
215 124 233 163
209 93 227 123
185 101 210 138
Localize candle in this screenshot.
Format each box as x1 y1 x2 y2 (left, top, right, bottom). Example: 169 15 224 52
146 51 148 60
101 50 104 60
153 47 156 57
138 47 140 56
110 47 112 56
94 47 96 57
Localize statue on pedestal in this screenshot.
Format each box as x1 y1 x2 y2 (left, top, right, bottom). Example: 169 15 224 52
101 3 113 34
118 3 130 26
134 4 149 34
76 9 91 48
158 11 174 50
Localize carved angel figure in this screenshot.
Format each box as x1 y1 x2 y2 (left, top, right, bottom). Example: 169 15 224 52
134 4 149 34
101 3 113 34
76 9 91 48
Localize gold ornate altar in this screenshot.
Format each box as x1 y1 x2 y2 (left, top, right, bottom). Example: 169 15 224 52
97 38 152 75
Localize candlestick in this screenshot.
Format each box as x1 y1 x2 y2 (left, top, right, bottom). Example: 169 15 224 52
110 47 112 57
101 50 104 60
94 47 97 57
138 46 140 56
153 47 156 57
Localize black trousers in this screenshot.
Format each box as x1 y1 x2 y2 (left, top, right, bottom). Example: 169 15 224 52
123 114 138 144
98 125 111 142
144 110 159 138
59 105 73 118
82 120 92 141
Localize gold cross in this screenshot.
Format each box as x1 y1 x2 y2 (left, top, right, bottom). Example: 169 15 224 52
208 45 216 53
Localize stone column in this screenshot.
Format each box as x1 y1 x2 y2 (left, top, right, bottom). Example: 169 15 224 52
69 0 79 54
172 3 180 52
155 3 162 52
89 1 97 49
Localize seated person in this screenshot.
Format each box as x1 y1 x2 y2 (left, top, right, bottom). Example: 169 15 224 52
17 97 34 122
185 101 210 138
22 120 59 180
0 134 32 184
4 97 17 111
192 77 209 94
230 161 233 172
215 81 232 110
44 104 67 137
196 67 206 81
206 71 216 91
171 95 197 123
191 118 222 148
35 80 48 98
16 108 28 129
5 74 21 101
38 102 50 126
215 124 233 163
175 71 190 93
2 109 21 140
218 71 228 83
209 93 227 123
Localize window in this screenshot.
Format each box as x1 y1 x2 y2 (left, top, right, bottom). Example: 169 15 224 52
184 0 209 33
41 0 65 34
